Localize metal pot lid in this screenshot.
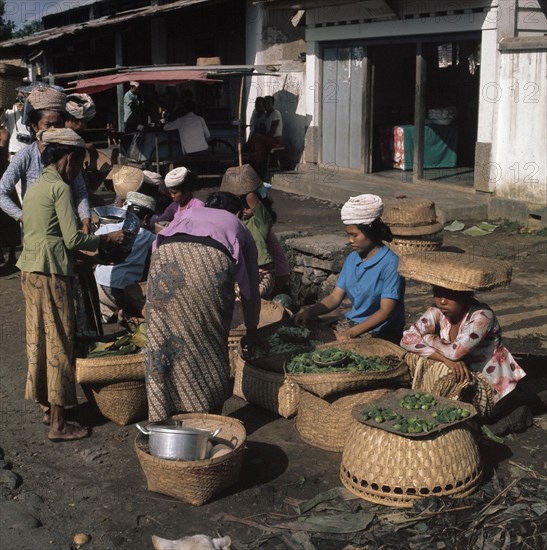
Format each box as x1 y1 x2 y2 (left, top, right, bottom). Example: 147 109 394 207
146 422 213 436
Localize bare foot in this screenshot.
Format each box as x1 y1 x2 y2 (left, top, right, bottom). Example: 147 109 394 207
42 411 51 426
48 423 89 442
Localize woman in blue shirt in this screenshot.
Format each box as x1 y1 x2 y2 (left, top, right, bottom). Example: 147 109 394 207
294 194 405 343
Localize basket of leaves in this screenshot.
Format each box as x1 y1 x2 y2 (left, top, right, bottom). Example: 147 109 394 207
285 338 408 398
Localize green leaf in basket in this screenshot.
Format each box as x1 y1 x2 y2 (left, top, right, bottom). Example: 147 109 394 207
88 341 115 353
276 511 374 533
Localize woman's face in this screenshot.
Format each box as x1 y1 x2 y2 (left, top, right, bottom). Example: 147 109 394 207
345 224 373 256
32 110 64 133
169 187 191 206
432 286 471 323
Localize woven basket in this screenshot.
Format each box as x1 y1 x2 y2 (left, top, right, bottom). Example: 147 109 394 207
232 353 299 418
295 388 392 452
398 252 512 291
388 233 443 256
388 222 444 237
76 351 146 384
287 339 408 398
83 379 148 425
135 413 246 506
382 198 437 226
0 64 27 109
340 421 482 508
240 321 336 372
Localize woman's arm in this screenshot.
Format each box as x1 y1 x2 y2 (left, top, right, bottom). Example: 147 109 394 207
337 298 398 339
0 149 28 221
294 287 346 326
71 172 91 227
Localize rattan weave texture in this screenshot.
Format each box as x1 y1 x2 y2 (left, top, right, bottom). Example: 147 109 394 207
135 413 246 506
76 352 146 384
340 421 482 507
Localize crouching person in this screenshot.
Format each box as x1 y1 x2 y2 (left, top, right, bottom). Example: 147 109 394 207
399 252 529 433
94 191 156 322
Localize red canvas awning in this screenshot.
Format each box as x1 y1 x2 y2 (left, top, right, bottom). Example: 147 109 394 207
72 69 218 94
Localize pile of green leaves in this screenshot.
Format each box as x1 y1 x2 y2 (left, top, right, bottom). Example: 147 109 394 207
286 349 393 374
361 406 402 423
433 406 471 423
399 392 437 410
86 322 146 358
392 417 438 434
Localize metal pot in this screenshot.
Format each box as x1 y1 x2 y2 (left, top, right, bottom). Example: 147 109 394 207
136 421 222 461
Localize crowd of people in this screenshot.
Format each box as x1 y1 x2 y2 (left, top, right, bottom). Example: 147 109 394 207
0 82 530 444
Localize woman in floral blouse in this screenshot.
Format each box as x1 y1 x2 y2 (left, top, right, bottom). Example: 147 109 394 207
399 253 526 419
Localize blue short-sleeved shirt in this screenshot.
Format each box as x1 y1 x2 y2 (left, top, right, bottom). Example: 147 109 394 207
336 245 405 334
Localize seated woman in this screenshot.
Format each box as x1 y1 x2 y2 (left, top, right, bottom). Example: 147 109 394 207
294 194 405 342
399 252 527 424
219 164 287 298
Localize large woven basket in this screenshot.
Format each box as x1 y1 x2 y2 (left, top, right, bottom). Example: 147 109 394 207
398 252 512 291
295 388 392 452
76 351 146 384
382 198 437 226
340 421 482 508
83 379 148 425
135 413 246 506
287 338 408 398
388 233 443 256
232 353 299 418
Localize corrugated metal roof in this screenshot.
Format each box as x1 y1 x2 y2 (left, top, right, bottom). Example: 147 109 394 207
0 0 213 49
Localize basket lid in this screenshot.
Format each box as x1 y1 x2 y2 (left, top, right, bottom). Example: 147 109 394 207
383 198 437 226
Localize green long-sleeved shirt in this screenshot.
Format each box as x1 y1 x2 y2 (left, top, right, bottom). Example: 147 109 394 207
244 200 272 267
17 166 100 276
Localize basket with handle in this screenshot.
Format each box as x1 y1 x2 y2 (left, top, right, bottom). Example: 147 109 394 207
286 338 409 398
295 388 393 452
135 413 246 506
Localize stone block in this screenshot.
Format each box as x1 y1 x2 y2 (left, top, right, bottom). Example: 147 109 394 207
293 253 345 272
285 234 349 259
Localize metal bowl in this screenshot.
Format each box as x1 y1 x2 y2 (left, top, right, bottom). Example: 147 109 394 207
93 206 127 225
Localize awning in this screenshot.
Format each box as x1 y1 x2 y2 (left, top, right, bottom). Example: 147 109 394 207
72 69 219 94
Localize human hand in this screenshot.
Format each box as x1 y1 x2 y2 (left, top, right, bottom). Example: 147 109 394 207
335 329 353 341
81 218 92 234
444 359 470 384
293 308 314 327
101 230 127 246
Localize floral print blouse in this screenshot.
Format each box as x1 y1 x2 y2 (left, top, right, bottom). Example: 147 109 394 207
401 302 526 404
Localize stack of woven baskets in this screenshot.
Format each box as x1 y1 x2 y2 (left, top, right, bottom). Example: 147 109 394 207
383 197 444 256
76 352 148 426
290 338 409 453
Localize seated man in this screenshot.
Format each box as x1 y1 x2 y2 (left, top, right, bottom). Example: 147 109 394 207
163 100 211 158
94 192 156 322
249 95 283 179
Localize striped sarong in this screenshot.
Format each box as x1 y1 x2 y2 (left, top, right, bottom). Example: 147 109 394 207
405 353 494 418
145 241 235 422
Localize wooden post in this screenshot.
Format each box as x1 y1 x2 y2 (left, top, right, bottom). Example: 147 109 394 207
237 75 244 166
115 32 124 134
413 41 426 183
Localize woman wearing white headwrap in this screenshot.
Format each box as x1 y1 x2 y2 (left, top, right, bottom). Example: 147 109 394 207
294 194 405 342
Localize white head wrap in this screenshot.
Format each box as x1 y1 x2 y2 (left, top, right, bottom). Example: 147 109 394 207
125 191 156 212
165 167 188 188
130 81 140 88
340 194 384 225
142 170 163 186
66 93 96 121
36 128 86 148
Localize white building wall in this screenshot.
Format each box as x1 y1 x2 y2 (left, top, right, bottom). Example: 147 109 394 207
490 49 547 204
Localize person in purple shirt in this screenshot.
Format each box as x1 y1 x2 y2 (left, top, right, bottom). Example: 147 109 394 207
148 166 203 231
146 193 261 422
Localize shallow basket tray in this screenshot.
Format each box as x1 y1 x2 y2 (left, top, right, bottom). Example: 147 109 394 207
76 351 146 384
340 421 482 508
286 338 408 398
239 320 336 372
295 388 392 452
352 388 477 438
83 379 148 426
135 413 246 506
232 352 299 418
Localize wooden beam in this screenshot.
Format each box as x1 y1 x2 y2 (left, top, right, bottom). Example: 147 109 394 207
413 41 425 183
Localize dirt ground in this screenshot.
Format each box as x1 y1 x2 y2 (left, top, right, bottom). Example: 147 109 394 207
0 190 546 550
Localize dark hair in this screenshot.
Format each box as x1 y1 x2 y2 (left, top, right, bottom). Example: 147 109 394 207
26 109 66 135
264 95 274 104
240 192 277 224
356 219 393 243
167 170 199 194
205 191 243 214
40 143 86 166
183 100 196 113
